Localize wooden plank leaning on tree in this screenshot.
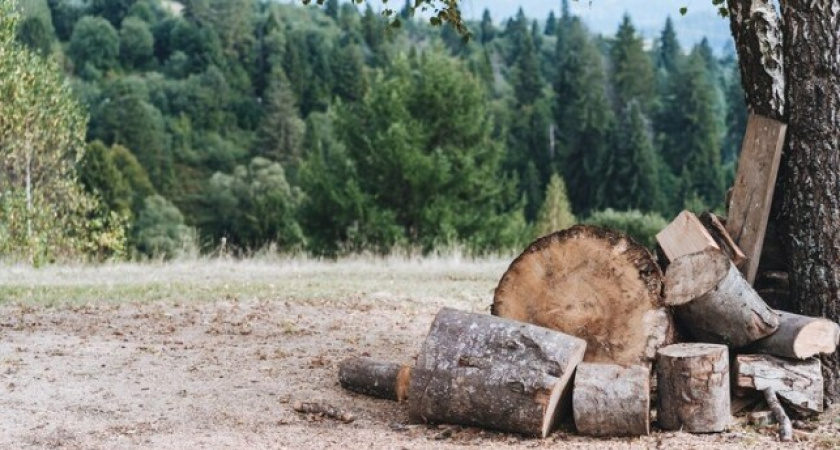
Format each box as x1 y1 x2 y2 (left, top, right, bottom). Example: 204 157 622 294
663 249 779 347
492 225 673 366
408 308 586 438
726 114 787 285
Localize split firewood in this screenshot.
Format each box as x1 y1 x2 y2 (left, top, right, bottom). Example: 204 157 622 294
698 212 747 269
572 363 650 437
408 308 586 438
492 225 672 366
292 401 356 423
726 114 787 284
735 354 823 414
763 388 793 442
663 249 779 347
656 343 731 433
656 210 719 262
747 311 840 360
338 357 412 402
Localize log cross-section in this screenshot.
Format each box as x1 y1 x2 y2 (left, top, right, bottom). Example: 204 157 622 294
408 308 586 438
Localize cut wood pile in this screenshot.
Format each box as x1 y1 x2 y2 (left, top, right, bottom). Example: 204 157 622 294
333 114 840 441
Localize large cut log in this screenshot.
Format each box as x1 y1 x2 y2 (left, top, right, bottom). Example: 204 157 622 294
747 311 840 360
663 249 779 347
339 357 411 402
698 212 747 269
572 363 650 437
492 225 672 366
656 210 719 263
726 114 787 284
734 354 823 414
408 308 586 438
656 343 731 433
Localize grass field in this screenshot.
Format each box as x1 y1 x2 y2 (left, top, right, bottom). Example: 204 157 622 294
1 257 838 449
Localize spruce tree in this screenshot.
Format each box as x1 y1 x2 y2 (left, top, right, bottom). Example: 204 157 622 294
544 11 557 36
610 15 655 112
256 70 305 171
534 173 576 238
479 9 495 44
656 17 681 75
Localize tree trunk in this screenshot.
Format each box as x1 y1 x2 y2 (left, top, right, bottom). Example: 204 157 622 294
492 225 672 366
656 343 731 433
338 357 411 402
746 311 840 360
727 0 840 402
572 363 650 437
408 308 586 438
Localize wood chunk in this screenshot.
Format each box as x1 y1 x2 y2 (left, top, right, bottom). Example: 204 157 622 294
656 343 731 433
763 388 793 442
726 114 787 284
698 212 747 268
656 210 720 262
408 308 586 438
664 249 779 347
573 363 650 437
748 311 840 360
735 354 824 414
338 357 412 402
492 225 673 366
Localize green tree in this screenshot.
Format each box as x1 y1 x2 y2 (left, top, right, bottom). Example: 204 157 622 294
534 173 576 238
1 3 124 262
88 0 137 27
610 15 655 112
479 9 494 44
68 16 119 74
722 61 747 165
119 16 154 70
324 0 340 21
256 70 306 170
656 16 681 75
15 15 52 55
584 209 667 249
78 141 133 218
133 194 196 259
330 41 366 102
544 10 557 36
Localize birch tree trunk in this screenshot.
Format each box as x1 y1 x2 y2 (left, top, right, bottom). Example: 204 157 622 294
726 0 840 402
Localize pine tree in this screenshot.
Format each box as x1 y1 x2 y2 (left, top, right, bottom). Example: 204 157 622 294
610 15 655 112
257 70 305 170
534 173 576 238
324 0 339 21
544 11 557 36
656 17 681 75
479 9 495 44
722 61 747 164
331 42 367 103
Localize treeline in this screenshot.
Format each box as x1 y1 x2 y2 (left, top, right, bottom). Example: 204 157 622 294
4 0 746 261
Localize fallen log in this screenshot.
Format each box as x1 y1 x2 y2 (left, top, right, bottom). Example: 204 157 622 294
572 363 650 437
492 225 672 366
338 357 412 402
734 354 823 414
656 210 719 262
663 249 779 347
747 311 840 360
408 308 586 438
656 343 731 433
763 388 793 442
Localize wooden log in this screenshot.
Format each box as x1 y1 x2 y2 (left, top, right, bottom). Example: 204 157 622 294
748 311 840 360
656 343 731 433
492 225 672 366
763 388 793 442
408 308 586 438
726 114 787 284
338 357 411 402
656 210 719 262
572 363 650 437
663 249 779 347
735 354 823 414
698 212 747 269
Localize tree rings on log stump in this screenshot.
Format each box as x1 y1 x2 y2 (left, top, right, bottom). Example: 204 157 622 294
492 225 672 365
572 363 650 437
408 308 586 438
656 343 731 433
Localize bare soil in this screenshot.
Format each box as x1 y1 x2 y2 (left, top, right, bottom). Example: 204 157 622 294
1 258 837 449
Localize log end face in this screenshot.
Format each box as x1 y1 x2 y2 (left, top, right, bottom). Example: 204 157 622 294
795 320 840 358
663 250 730 306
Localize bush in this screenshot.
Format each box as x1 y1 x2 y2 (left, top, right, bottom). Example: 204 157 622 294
133 195 196 259
584 209 668 249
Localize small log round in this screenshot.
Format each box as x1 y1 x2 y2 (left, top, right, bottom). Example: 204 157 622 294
572 363 650 437
664 249 779 347
492 225 672 366
656 343 731 433
408 308 586 438
748 311 840 360
339 357 412 402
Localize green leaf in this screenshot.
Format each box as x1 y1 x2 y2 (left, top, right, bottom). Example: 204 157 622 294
679 7 688 15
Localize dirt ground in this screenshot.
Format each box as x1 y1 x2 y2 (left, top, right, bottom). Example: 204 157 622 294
1 258 838 449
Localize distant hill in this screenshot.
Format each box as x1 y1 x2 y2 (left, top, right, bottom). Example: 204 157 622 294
459 0 734 53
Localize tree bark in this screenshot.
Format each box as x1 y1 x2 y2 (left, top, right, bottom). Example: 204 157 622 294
656 343 731 433
735 354 824 415
572 363 650 437
408 308 586 438
492 225 672 366
728 0 840 403
338 357 411 402
746 311 840 360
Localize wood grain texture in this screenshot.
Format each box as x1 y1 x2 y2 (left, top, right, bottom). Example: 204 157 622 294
726 114 787 284
747 311 840 360
656 210 719 263
735 354 823 414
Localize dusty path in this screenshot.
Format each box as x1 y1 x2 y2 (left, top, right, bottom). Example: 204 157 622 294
0 258 837 449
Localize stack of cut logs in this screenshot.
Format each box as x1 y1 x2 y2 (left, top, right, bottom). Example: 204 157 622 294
336 115 840 440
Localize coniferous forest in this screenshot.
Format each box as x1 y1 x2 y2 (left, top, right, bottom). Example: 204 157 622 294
1 0 748 262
